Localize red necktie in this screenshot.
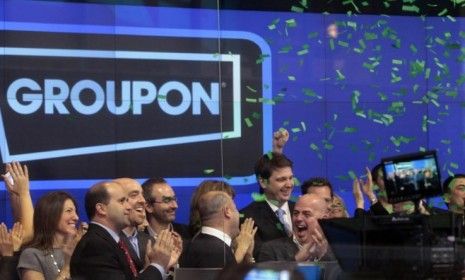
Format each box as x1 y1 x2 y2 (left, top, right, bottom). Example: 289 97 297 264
118 239 138 277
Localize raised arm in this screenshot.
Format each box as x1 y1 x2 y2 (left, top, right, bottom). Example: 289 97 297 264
2 162 33 243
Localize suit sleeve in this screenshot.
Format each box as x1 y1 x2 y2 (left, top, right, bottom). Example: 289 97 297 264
257 241 278 262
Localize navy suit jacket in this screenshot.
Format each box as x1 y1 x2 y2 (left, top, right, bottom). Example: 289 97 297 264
71 223 162 280
240 200 295 258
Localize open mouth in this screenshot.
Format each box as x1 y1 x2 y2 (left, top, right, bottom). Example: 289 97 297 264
295 224 307 234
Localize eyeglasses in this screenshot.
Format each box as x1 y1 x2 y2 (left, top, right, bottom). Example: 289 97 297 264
151 196 177 204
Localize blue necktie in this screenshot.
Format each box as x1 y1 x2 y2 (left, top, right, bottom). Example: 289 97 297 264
276 208 292 237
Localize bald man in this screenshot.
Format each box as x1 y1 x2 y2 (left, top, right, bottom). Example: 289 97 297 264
257 193 333 262
180 191 243 268
71 181 173 280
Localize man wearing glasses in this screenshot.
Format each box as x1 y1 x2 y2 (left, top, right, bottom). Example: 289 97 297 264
142 178 191 240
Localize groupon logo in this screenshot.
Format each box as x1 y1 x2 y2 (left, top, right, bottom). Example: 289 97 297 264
0 24 271 181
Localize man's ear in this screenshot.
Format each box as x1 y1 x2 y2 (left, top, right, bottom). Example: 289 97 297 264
258 177 268 189
145 203 154 214
96 203 106 216
223 206 232 219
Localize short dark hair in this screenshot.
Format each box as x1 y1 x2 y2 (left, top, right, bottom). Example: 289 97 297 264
443 174 465 194
85 181 111 220
301 177 334 197
254 152 293 194
141 177 168 203
371 163 384 183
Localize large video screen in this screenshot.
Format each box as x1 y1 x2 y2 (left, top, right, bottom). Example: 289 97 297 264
0 0 464 223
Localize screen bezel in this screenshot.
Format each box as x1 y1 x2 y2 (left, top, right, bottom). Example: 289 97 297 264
381 150 442 204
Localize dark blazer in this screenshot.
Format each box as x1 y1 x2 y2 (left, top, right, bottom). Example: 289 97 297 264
120 230 152 272
180 233 236 268
172 222 191 240
257 236 298 262
258 236 336 263
71 223 162 280
240 200 295 258
0 252 20 280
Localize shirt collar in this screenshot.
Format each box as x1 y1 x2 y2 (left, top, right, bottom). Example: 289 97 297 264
201 226 232 246
91 221 121 243
265 198 290 214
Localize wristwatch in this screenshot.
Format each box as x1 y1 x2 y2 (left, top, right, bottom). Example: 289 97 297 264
370 196 378 205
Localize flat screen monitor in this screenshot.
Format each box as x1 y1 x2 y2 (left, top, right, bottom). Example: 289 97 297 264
381 150 442 204
319 213 462 278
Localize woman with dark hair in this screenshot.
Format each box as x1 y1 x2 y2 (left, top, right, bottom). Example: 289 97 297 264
17 191 82 280
188 180 236 236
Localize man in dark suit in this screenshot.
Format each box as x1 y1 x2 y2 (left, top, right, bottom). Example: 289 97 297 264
142 178 191 241
240 152 295 258
181 191 254 268
71 181 174 280
114 178 156 272
258 193 333 262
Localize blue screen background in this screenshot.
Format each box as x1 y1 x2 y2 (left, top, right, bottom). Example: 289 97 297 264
1 0 464 225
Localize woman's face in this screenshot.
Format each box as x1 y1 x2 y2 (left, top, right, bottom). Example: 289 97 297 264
57 199 79 236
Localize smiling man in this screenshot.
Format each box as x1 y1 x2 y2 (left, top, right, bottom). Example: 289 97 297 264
142 177 191 240
114 178 152 272
444 174 465 214
240 152 295 258
257 193 332 262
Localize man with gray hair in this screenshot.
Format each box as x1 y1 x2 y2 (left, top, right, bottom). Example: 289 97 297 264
180 191 255 268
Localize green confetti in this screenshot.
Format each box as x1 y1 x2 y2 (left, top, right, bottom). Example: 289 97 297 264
392 59 403 65
343 127 358 133
291 127 301 133
256 54 270 64
450 162 459 169
246 85 257 93
301 122 307 132
245 98 257 103
338 40 349 47
303 88 322 99
425 68 431 79
291 5 304 13
435 37 446 45
437 8 448 16
352 90 360 109
203 169 215 174
364 32 377 40
268 18 280 30
285 19 297 28
251 192 266 202
441 139 451 145
279 45 293 53
336 69 346 80
348 170 357 180
402 5 420 13
447 15 456 22
329 39 335 50
288 75 296 81
310 143 319 151
244 118 253 127
308 32 318 39
297 45 309 55
347 21 357 30
410 44 418 53
358 39 366 49
377 92 387 101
